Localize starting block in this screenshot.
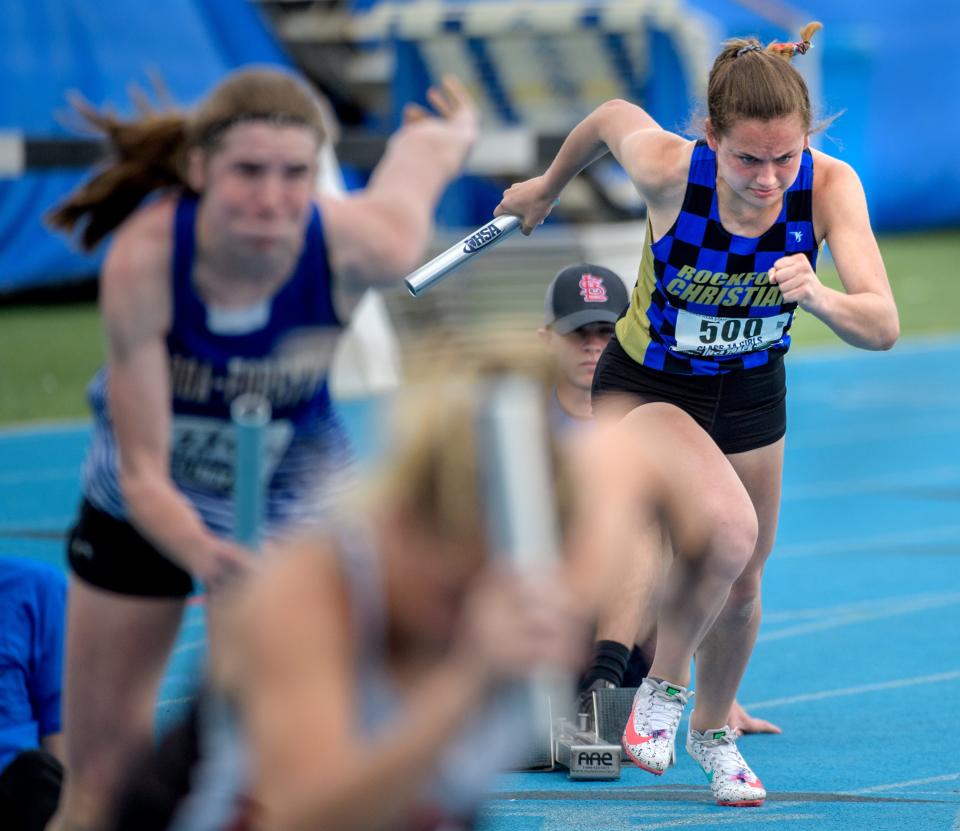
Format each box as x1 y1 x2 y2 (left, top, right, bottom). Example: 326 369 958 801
514 686 639 779
586 685 638 749
553 714 620 780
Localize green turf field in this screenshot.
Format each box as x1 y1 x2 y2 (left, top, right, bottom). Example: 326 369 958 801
788 229 960 348
0 302 103 425
1 229 957 425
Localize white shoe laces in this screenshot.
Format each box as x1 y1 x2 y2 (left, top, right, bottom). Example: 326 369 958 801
698 733 754 780
645 685 687 736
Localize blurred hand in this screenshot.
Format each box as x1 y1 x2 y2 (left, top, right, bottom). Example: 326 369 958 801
768 253 823 309
191 537 259 597
494 176 557 235
453 566 590 683
728 699 782 736
402 75 479 147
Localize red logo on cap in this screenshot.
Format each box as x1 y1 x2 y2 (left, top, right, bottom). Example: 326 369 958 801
579 274 608 303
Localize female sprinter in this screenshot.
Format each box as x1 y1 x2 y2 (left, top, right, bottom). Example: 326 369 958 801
46 67 478 831
495 22 898 806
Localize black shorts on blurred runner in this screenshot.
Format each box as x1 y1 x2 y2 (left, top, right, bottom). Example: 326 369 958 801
67 499 195 598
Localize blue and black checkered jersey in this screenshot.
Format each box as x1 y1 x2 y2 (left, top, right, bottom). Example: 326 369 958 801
616 139 818 375
83 193 352 536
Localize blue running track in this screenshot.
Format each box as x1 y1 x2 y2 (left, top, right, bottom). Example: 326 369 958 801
2 338 958 830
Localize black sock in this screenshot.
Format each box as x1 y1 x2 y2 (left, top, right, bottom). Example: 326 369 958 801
579 640 631 690
623 644 652 687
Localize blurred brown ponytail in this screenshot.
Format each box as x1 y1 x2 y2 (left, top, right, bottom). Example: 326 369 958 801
46 99 189 252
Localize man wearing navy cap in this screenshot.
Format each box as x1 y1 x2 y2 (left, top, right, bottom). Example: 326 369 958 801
539 263 654 718
539 263 629 428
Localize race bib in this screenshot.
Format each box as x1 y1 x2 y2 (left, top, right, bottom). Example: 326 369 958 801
170 416 294 495
672 309 791 357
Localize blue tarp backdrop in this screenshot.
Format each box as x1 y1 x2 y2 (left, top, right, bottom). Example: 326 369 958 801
0 0 293 293
684 0 960 235
1 1 956 293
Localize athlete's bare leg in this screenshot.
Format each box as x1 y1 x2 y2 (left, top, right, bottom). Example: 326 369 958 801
50 579 184 831
690 438 784 731
623 404 759 689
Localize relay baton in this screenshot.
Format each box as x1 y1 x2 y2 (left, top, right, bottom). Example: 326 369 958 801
477 376 572 722
231 393 272 551
404 214 522 296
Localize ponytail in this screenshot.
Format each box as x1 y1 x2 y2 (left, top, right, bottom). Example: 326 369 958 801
707 21 824 137
46 98 190 251
768 21 823 61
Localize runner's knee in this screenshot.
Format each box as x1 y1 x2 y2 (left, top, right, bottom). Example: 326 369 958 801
723 570 763 620
694 496 758 582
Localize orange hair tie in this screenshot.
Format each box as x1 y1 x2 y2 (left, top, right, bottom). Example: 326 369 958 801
771 39 813 57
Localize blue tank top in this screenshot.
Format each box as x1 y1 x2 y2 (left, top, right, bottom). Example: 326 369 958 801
83 193 351 537
616 139 818 375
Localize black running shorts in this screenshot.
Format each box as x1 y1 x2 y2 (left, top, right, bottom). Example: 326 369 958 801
67 499 195 598
591 336 786 455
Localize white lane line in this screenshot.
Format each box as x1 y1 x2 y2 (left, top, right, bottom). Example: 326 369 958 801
789 416 960 450
844 771 960 795
631 813 818 829
782 466 960 501
776 525 960 560
482 803 818 830
758 592 960 642
764 591 960 624
898 791 960 797
483 804 700 822
744 671 960 711
790 383 960 409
